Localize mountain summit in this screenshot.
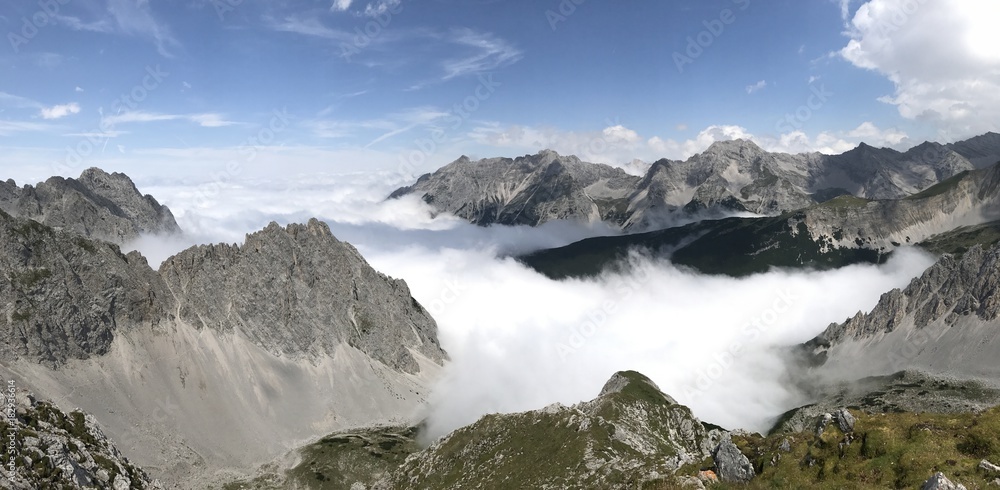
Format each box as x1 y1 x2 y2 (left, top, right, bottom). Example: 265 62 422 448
0 168 180 243
391 134 1000 230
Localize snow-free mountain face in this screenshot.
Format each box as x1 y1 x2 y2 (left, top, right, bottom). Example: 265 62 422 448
0 176 449 486
522 161 1000 279
391 134 1000 231
805 242 1000 382
0 168 180 244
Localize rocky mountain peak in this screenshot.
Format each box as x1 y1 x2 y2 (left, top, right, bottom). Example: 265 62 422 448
598 370 679 405
159 218 446 373
0 167 180 243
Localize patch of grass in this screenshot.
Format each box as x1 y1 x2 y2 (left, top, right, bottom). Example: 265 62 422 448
723 406 1000 489
10 268 52 289
905 171 970 200
919 220 1000 257
816 194 870 210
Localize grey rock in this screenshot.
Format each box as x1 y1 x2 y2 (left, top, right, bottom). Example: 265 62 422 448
816 413 834 437
778 438 792 452
921 472 967 490
712 436 755 483
386 370 724 489
948 131 1000 168
806 241 1000 378
0 209 174 367
0 167 180 243
834 408 856 433
392 134 1000 230
390 150 640 227
981 459 1000 474
0 375 160 489
158 218 447 373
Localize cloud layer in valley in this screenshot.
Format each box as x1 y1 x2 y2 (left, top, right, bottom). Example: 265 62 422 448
128 173 938 439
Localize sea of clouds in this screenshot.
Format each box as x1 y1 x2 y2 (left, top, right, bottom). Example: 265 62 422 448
128 171 937 438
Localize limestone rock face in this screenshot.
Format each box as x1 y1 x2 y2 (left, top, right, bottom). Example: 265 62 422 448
712 436 755 483
0 376 160 490
389 150 640 227
158 218 446 373
0 209 173 367
806 242 1000 380
391 134 1000 230
921 472 968 490
0 168 180 243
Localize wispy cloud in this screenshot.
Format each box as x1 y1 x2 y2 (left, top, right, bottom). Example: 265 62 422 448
51 1 177 56
364 0 401 17
331 0 353 11
41 103 81 120
54 14 114 33
107 0 180 57
0 120 51 136
270 15 352 43
745 80 767 94
0 91 40 109
103 111 238 127
442 28 522 81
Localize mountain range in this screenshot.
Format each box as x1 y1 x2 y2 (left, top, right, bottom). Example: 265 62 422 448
390 132 1000 231
1 170 446 487
5 132 1000 489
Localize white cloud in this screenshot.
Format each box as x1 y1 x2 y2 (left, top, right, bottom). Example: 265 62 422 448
745 80 767 94
442 29 523 80
841 0 1000 139
838 0 853 21
40 102 81 120
331 0 353 11
364 0 401 17
122 173 937 439
602 125 640 144
102 111 237 127
110 0 180 57
0 120 51 136
75 86 85 93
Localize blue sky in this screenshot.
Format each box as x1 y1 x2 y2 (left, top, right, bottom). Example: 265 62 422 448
1 0 998 183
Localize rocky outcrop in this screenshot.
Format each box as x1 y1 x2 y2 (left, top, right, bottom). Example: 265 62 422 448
382 371 725 489
523 161 1000 278
392 134 1000 230
1 376 159 489
0 209 173 367
712 436 754 483
948 131 1000 168
389 150 640 227
158 219 446 373
0 168 180 243
922 472 968 490
804 242 1000 381
1 214 448 486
